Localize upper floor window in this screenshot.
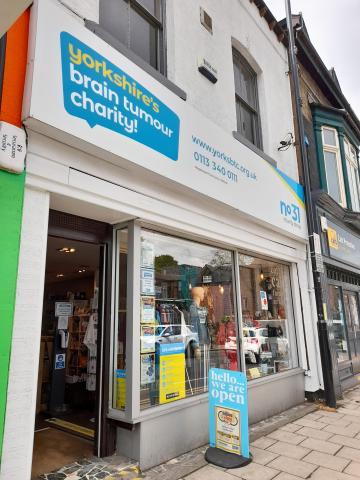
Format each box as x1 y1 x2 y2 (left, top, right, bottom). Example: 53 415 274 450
322 126 346 207
100 0 164 73
344 137 360 212
233 49 261 148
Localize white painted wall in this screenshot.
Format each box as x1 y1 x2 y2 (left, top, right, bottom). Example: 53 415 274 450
0 188 49 480
51 0 298 179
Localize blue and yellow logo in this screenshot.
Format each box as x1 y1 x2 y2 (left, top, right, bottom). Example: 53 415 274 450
60 32 180 160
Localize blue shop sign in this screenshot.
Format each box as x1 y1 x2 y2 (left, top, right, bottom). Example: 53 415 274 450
60 32 180 161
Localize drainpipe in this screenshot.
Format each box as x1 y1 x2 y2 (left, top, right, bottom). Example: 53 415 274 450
285 0 337 407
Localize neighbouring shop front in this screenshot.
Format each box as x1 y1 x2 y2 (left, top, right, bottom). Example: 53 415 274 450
319 211 360 392
1 1 322 477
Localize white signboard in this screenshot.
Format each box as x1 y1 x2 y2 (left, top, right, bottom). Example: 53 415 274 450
24 0 307 239
0 121 26 173
55 301 73 317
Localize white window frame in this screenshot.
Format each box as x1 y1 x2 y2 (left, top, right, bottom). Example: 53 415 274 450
322 126 347 207
344 137 360 212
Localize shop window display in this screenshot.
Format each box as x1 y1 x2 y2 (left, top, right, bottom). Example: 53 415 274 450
239 254 297 380
139 230 236 409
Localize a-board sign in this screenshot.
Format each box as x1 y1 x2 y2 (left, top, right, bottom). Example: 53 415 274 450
208 368 249 458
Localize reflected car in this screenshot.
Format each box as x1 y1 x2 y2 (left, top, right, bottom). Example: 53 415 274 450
154 324 199 353
243 326 288 363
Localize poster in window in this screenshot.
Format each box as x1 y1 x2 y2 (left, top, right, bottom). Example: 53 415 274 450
140 325 156 353
140 353 155 385
141 268 155 295
260 290 268 310
141 239 155 268
141 296 155 324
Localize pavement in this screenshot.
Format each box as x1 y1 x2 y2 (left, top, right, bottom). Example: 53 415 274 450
37 386 360 479
178 386 360 480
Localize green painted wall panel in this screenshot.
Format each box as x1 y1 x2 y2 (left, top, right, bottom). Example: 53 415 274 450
0 169 25 459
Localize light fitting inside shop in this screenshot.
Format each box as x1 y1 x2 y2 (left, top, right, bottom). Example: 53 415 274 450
56 273 64 278
57 247 76 253
77 266 88 273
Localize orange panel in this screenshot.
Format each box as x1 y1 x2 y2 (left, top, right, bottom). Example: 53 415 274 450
0 10 30 127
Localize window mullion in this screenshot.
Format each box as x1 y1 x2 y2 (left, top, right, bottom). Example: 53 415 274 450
130 0 162 27
235 94 257 115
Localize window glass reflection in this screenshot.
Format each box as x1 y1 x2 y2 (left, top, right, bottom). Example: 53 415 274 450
239 254 297 380
139 230 236 409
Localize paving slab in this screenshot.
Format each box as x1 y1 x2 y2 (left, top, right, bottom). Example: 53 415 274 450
292 418 326 430
272 474 304 480
338 409 360 418
266 431 307 446
185 465 238 480
279 424 303 433
329 435 360 450
336 446 360 462
229 462 280 480
344 462 360 478
299 437 341 455
266 441 310 460
310 467 359 480
250 446 279 465
266 456 317 479
295 427 333 441
302 450 350 472
251 437 277 450
324 424 360 438
340 415 360 425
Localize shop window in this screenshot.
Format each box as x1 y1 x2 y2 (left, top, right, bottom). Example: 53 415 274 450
328 285 349 363
233 48 261 148
139 230 236 409
238 254 297 380
322 126 346 207
113 228 128 410
99 0 164 73
344 137 360 212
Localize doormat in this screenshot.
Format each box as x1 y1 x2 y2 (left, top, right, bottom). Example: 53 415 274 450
38 459 145 480
45 418 95 440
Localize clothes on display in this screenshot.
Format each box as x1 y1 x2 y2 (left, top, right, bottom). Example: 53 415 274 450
84 313 98 391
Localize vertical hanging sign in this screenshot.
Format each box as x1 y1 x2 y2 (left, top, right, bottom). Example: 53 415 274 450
206 368 252 468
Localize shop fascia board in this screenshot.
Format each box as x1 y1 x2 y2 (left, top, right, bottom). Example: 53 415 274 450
25 147 307 265
107 368 306 424
24 117 307 248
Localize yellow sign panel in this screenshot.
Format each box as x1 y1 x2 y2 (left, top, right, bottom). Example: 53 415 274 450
116 369 126 410
215 406 241 455
327 227 339 250
159 344 185 404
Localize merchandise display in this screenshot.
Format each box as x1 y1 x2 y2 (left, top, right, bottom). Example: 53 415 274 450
137 230 236 410
112 230 299 412
239 254 296 379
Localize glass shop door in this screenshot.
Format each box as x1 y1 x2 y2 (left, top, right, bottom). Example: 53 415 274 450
343 290 360 375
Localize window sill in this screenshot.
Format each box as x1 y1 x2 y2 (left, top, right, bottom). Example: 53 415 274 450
232 131 277 167
85 20 187 101
107 368 305 425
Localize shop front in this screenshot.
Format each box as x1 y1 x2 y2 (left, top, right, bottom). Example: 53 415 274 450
319 210 360 392
1 1 323 477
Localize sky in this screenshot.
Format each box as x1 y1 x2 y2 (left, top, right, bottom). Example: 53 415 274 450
264 0 360 118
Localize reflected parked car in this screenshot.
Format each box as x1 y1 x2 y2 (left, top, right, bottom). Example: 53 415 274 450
154 324 199 353
243 326 288 363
